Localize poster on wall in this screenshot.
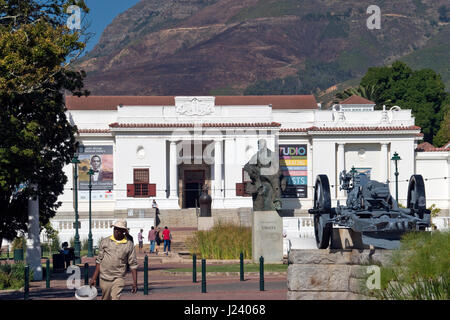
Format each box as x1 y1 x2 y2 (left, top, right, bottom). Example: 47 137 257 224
78 145 114 192
279 145 307 198
354 167 372 180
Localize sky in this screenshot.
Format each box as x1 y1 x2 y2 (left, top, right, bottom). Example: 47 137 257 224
81 0 141 55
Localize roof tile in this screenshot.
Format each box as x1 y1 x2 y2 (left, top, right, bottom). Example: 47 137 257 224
66 95 317 110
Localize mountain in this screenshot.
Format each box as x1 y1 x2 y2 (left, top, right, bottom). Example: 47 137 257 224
74 0 450 96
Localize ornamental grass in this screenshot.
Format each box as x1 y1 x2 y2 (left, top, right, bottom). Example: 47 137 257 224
373 230 449 300
186 222 252 260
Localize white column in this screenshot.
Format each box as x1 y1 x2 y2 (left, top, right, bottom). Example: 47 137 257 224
26 184 42 280
224 137 237 200
307 143 313 199
337 143 345 198
214 139 223 198
169 140 178 199
380 143 389 183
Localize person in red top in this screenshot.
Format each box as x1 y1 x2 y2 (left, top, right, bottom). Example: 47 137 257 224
162 226 171 255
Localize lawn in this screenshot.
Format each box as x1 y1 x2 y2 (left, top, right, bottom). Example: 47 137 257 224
165 263 288 273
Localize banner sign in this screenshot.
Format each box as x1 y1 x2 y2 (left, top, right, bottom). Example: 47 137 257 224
279 145 307 198
78 145 114 191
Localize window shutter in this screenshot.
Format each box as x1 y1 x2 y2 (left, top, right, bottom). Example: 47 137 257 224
127 184 135 197
236 183 244 196
149 184 156 197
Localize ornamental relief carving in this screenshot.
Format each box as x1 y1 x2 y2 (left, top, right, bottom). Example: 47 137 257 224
175 97 215 116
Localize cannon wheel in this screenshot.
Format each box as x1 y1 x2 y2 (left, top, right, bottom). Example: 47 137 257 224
407 174 426 219
313 175 332 249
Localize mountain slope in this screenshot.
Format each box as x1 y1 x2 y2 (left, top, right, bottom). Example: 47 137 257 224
75 0 450 96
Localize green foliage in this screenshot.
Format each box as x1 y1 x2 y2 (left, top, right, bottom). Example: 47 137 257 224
433 107 450 147
333 84 382 104
0 1 89 243
401 25 450 92
186 222 252 260
0 262 33 290
82 238 89 251
371 231 450 300
11 236 25 250
360 61 448 143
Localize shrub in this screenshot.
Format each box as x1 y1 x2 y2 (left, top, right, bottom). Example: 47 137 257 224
11 236 25 251
371 230 449 300
51 235 61 253
186 222 252 260
0 262 34 290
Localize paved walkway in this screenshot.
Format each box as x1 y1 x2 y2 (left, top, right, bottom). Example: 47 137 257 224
0 252 287 300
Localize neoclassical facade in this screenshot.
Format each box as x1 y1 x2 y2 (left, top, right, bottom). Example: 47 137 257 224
50 95 449 244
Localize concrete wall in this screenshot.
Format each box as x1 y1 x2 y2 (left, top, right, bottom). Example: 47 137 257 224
416 151 450 213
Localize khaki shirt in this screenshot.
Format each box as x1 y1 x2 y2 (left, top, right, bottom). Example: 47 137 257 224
96 236 138 281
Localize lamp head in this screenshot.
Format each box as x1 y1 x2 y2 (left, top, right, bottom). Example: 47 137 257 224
391 152 401 161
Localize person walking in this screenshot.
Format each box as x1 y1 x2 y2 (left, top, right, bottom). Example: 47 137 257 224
137 229 144 253
162 226 172 255
89 219 138 300
148 226 157 253
155 227 162 254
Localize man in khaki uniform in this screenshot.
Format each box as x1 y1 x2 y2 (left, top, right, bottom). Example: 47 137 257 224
90 220 138 300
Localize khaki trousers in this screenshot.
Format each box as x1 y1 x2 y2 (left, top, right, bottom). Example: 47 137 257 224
100 277 125 300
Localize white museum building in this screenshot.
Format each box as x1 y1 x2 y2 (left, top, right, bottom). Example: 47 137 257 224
47 94 449 245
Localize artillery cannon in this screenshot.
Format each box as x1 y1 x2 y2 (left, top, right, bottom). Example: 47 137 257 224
308 169 431 249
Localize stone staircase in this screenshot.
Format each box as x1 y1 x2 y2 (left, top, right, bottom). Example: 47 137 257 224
168 227 198 253
156 208 198 228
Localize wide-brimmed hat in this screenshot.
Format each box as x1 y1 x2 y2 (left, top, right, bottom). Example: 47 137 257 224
112 219 127 230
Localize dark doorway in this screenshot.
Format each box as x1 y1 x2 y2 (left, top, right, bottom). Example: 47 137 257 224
185 182 202 208
184 170 205 208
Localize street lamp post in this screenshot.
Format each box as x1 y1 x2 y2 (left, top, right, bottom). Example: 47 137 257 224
391 152 401 203
87 169 94 257
72 155 81 265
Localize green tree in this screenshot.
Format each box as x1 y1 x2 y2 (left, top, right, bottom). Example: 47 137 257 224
0 0 89 248
333 84 383 104
433 106 450 147
360 61 448 143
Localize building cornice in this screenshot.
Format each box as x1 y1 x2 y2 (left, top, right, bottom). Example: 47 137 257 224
108 122 282 131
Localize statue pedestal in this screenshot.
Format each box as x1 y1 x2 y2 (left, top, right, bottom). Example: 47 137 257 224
330 229 369 250
252 211 283 263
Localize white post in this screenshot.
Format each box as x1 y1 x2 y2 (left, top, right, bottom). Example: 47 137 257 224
214 139 223 198
169 140 178 199
26 184 43 281
337 143 345 198
381 143 389 183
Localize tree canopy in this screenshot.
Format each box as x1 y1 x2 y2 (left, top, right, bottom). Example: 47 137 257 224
335 61 448 144
0 0 89 246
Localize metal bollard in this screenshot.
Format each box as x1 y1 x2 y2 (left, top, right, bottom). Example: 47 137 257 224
240 252 244 281
24 265 29 300
259 256 264 291
193 254 197 283
46 259 50 289
201 259 206 293
144 255 148 295
84 263 89 285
